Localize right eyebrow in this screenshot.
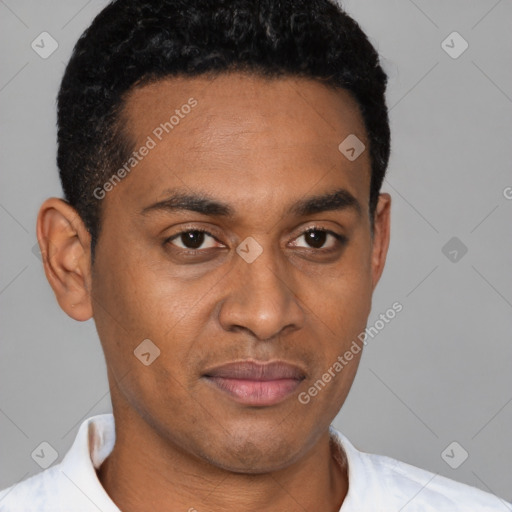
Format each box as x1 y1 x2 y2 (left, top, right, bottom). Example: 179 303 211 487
140 191 235 218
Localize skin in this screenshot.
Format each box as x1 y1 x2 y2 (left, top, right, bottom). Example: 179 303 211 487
37 72 391 512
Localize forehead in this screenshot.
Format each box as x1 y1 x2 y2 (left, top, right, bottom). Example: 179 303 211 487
122 72 367 150
109 72 371 216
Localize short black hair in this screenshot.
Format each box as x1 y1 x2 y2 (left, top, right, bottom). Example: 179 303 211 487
57 0 390 260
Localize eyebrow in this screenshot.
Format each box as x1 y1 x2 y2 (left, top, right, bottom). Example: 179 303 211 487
140 187 362 219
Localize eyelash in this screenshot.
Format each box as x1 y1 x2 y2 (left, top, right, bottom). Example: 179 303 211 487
164 225 347 255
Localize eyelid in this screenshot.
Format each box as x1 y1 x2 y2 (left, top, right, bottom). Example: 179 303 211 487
291 223 342 238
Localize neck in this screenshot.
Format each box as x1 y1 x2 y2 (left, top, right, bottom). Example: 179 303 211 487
96 412 348 512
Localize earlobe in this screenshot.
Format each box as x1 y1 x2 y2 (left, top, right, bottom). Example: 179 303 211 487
36 198 93 321
371 193 391 291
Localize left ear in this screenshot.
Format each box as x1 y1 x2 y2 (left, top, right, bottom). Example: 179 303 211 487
370 193 391 291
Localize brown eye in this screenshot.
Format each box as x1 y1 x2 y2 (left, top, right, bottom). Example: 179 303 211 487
167 230 220 251
291 228 345 250
304 230 328 249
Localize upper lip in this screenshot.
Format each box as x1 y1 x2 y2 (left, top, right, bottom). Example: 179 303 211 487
203 360 306 381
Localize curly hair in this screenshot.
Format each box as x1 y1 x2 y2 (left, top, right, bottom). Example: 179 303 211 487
57 0 390 259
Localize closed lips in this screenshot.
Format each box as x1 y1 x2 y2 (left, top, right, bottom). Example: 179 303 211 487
203 360 306 381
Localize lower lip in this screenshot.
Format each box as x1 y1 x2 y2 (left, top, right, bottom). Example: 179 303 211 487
204 376 302 406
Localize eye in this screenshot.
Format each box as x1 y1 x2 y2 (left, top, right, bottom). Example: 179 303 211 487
164 226 346 256
166 229 222 251
290 228 346 250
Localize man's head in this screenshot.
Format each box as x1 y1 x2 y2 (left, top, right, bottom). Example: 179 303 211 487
55 0 390 261
38 0 391 474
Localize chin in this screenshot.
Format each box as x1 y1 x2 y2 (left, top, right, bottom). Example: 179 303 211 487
198 428 305 474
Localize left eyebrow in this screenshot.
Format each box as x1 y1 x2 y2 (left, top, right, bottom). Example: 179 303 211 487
140 187 362 218
289 188 363 218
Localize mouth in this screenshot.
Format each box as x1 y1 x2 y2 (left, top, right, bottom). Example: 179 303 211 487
202 360 306 407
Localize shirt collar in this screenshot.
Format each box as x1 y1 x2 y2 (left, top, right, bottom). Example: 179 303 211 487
59 413 362 512
329 424 383 509
59 413 120 512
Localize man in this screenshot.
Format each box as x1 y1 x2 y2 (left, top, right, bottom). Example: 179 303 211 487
0 0 507 510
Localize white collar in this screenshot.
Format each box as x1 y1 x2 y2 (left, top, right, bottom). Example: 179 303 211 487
59 413 376 511
59 413 119 511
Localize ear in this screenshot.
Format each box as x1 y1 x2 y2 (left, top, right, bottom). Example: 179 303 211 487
370 193 391 291
36 198 93 321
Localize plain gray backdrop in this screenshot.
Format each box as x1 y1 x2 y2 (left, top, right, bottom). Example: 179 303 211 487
1 0 511 503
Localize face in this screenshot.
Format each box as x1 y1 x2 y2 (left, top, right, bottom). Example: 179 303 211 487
87 73 390 473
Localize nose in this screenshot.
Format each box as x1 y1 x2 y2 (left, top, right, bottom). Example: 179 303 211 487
217 245 305 341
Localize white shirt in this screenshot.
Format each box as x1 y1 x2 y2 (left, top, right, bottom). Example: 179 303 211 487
0 413 508 511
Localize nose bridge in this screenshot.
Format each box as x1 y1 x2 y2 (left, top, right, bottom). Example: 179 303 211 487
218 240 304 340
243 245 287 300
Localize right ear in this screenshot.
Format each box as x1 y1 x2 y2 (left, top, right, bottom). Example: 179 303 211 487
36 198 93 321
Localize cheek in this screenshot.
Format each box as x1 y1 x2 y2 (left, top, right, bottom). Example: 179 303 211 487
92 251 216 385
91 255 203 416
312 257 373 334
300 244 372 401
94 251 190 334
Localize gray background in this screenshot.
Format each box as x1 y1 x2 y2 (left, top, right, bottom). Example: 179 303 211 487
1 0 511 503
